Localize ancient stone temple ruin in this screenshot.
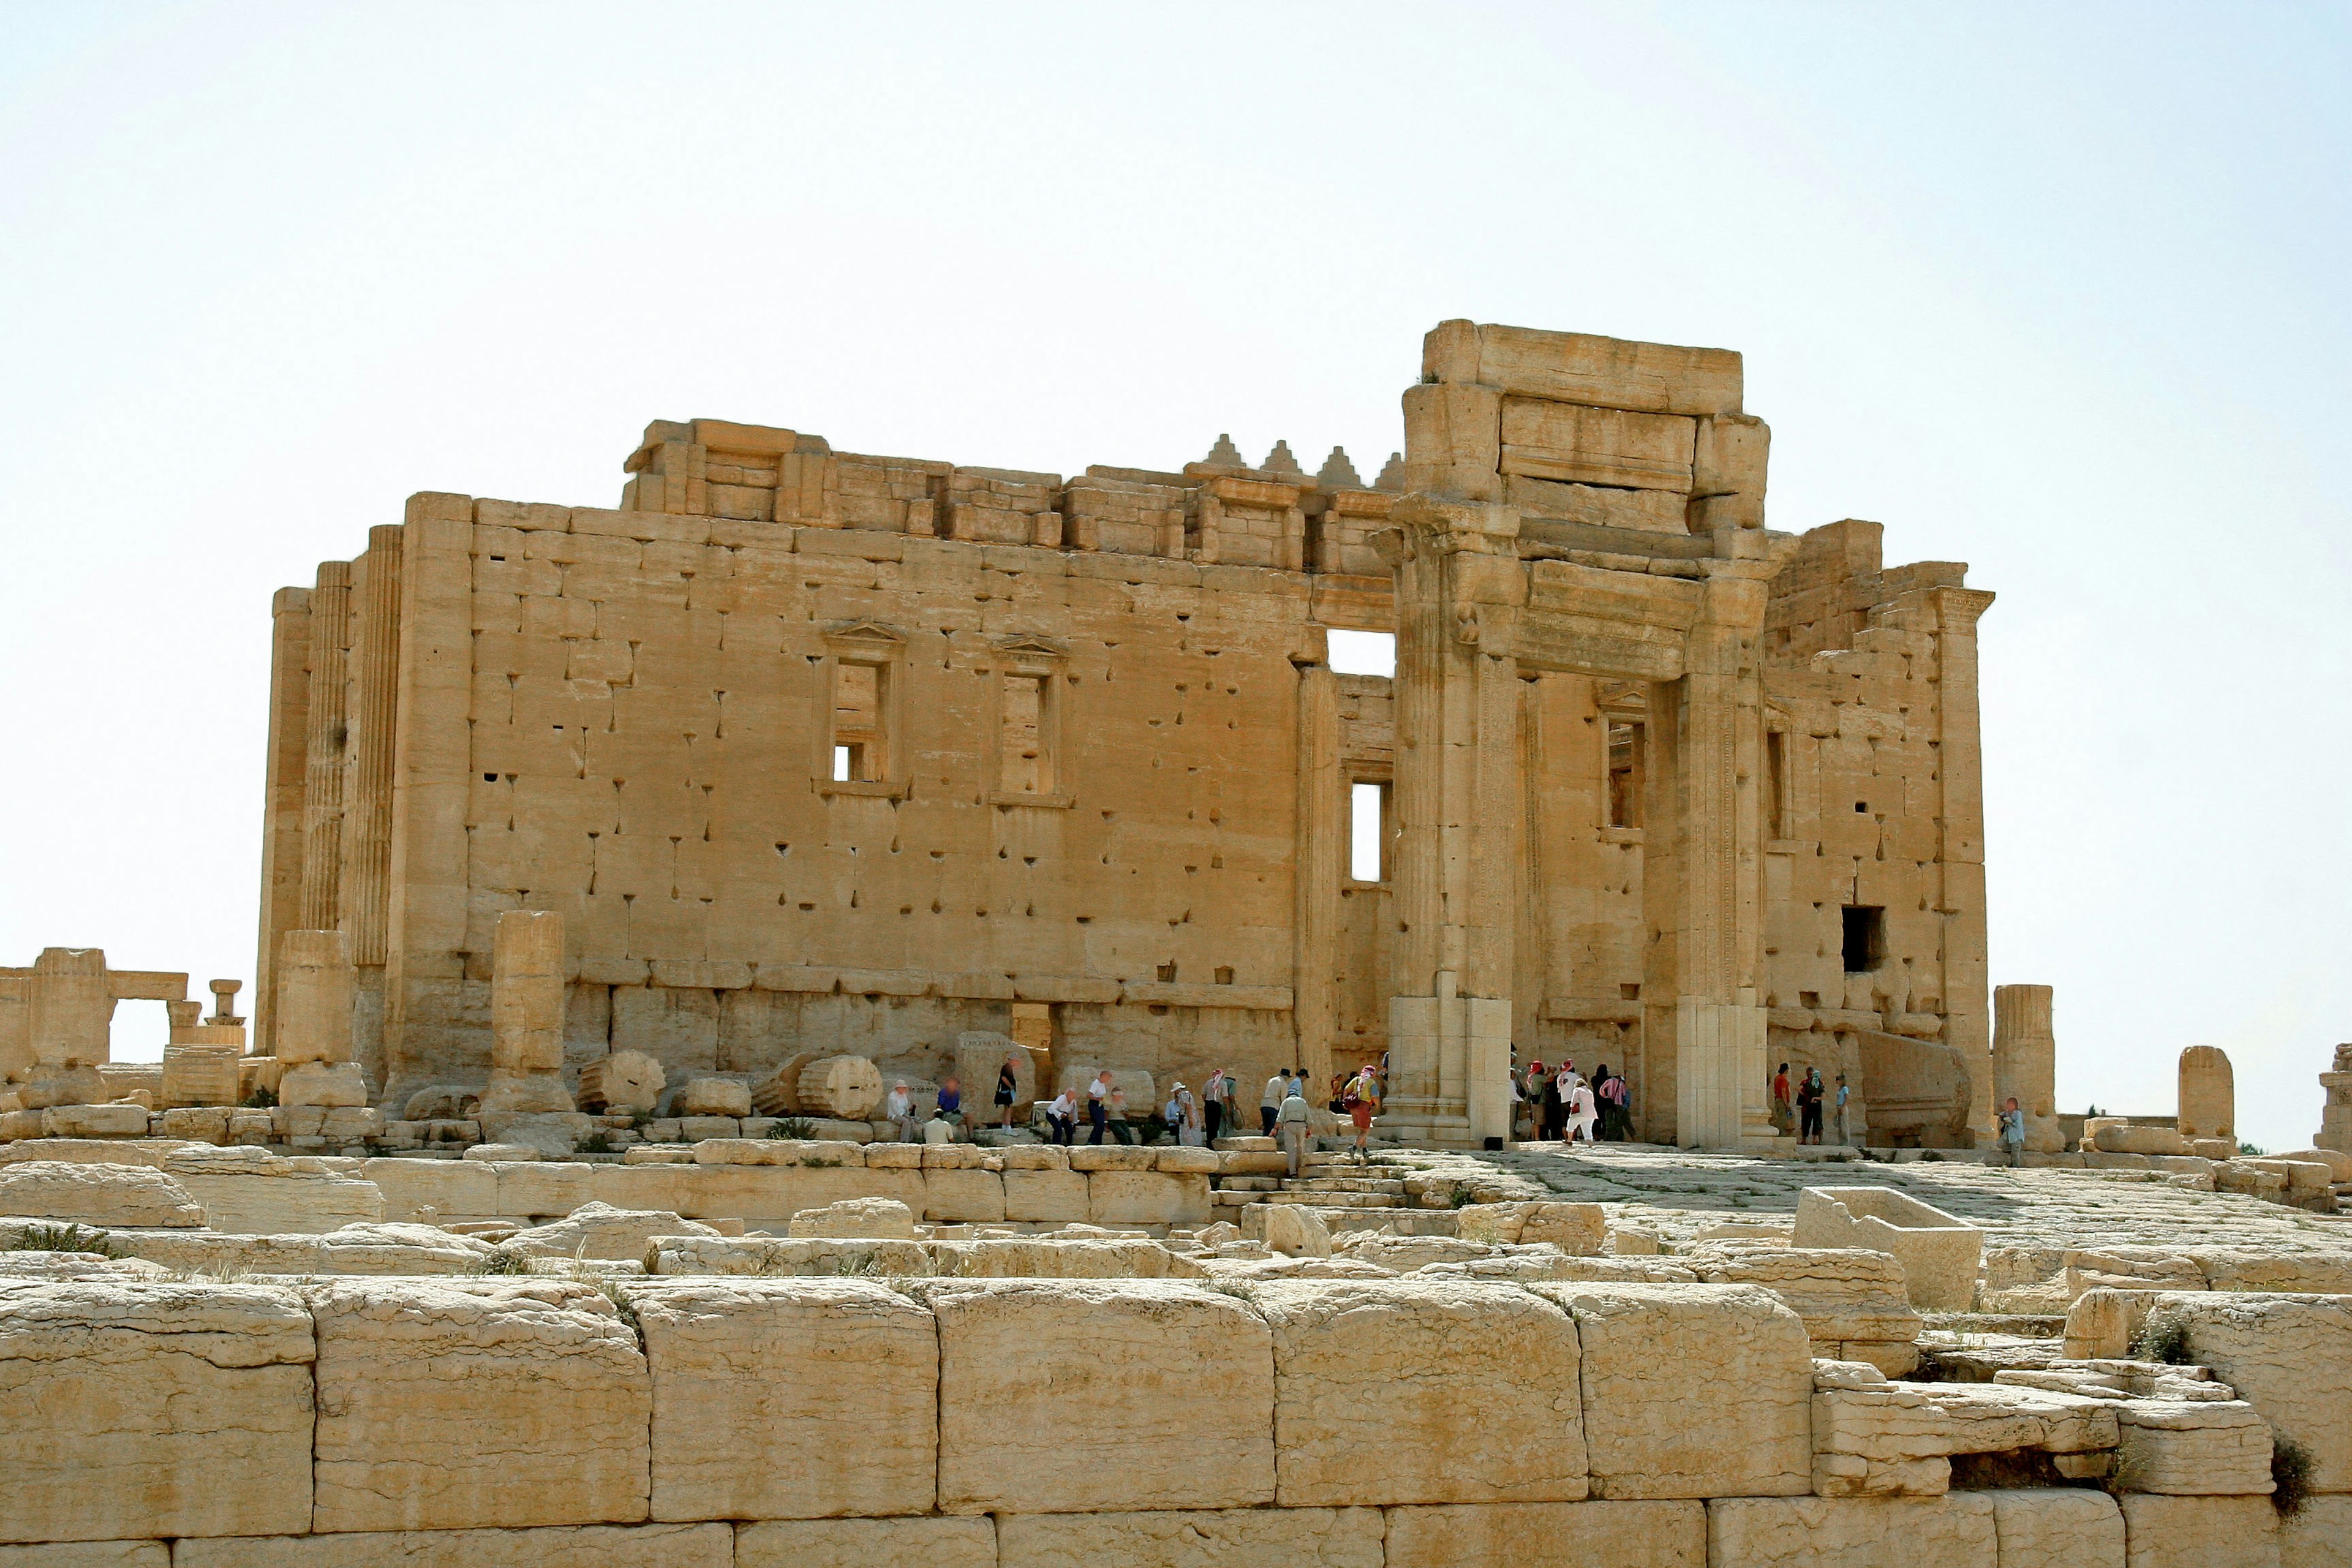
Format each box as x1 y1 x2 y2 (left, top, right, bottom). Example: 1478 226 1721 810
244 320 1994 1150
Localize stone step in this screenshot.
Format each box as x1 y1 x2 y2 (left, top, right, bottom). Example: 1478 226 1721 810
1258 1190 1398 1208
1286 1178 1406 1195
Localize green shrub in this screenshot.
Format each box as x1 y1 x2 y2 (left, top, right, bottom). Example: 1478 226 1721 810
12 1223 119 1258
576 1131 615 1155
461 1244 537 1276
2130 1308 2193 1365
775 1117 817 1140
241 1086 277 1109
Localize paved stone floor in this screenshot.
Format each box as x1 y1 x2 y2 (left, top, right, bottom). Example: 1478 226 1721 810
1389 1142 2352 1256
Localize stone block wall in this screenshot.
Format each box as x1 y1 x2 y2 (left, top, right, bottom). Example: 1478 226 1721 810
1 1276 2328 1565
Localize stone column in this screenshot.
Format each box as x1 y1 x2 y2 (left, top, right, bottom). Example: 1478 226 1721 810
478 909 576 1115
382 496 475 1108
2317 1044 2352 1156
1292 660 1342 1092
298 561 353 935
21 949 114 1107
1992 983 2062 1152
2177 1045 2235 1144
1379 497 1522 1148
254 583 312 1058
1646 552 1774 1148
342 527 404 965
276 930 364 1107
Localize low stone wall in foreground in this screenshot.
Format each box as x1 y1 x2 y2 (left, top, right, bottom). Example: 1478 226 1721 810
0 1275 2339 1566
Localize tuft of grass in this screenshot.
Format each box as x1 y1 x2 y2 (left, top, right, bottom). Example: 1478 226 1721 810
2130 1308 2193 1365
241 1087 278 1109
819 1251 883 1277
594 1277 642 1335
576 1131 615 1155
2272 1436 2312 1517
461 1243 538 1277
774 1117 817 1140
2239 1140 2267 1157
12 1223 120 1258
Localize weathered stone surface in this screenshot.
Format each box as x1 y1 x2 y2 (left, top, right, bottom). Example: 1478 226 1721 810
2113 1400 2274 1496
2117 1494 2281 1568
0 1163 202 1227
674 1077 751 1117
648 1236 932 1277
363 1156 497 1221
578 1050 666 1114
997 1508 1384 1568
630 1278 935 1521
1521 1202 1608 1253
1262 1200 1333 1257
1987 1489 2125 1568
0 1280 314 1543
163 1145 383 1233
0 1545 169 1567
1003 1167 1090 1223
928 1278 1275 1513
2169 1293 2352 1493
508 1200 721 1261
1529 1283 1813 1499
1256 1278 1586 1505
797 1055 882 1120
307 1278 651 1531
786 1197 917 1238
2278 1496 2352 1568
922 1167 1007 1223
736 1517 996 1568
1383 1500 1706 1567
37 1106 149 1138
173 1524 732 1567
1706 1494 1997 1567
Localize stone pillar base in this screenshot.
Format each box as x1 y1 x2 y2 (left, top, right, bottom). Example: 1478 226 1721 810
1676 998 1767 1148
477 1069 576 1116
280 1061 369 1109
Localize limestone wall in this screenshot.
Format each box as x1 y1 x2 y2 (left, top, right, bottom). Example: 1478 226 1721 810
0 1275 2326 1566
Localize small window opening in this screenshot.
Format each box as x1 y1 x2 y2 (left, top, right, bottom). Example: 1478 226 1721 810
832 661 881 782
1619 982 1641 1001
1349 782 1388 881
1605 720 1645 828
1842 906 1884 974
1854 799 1868 813
1327 630 1395 676
999 673 1047 793
1156 962 1178 983
1213 965 1234 986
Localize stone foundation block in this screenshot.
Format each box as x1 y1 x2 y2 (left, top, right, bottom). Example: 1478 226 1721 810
307 1279 650 1532
735 1517 996 1568
2117 1494 2281 1568
630 1280 936 1521
996 1508 1384 1568
173 1523 731 1567
2169 1294 2352 1493
1088 1169 1209 1226
921 1167 1006 1223
0 1547 168 1567
0 1280 314 1544
1987 1489 2125 1568
2114 1401 2274 1495
2278 1496 2352 1568
1706 1494 1997 1567
1530 1283 1814 1498
1003 1167 1090 1223
1257 1278 1586 1506
1382 1500 1705 1567
928 1279 1274 1513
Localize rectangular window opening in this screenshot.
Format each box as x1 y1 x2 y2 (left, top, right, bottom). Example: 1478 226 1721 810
1842 906 1884 974
1327 629 1395 677
1765 729 1787 838
999 673 1048 794
1605 720 1645 828
1349 781 1388 881
832 661 882 782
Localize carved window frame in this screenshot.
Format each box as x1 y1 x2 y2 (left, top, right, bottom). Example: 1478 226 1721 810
813 621 910 801
986 634 1073 809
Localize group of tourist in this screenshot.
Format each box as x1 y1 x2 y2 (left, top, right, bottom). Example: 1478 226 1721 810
1769 1062 1850 1145
1515 1060 1629 1142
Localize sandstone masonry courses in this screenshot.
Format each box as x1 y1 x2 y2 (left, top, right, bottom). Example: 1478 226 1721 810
249 318 1996 1153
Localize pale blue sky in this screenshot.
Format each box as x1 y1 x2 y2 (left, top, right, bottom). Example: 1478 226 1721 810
4 4 2346 1149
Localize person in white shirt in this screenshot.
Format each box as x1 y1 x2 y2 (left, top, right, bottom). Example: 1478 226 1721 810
1567 1079 1599 1143
885 1082 918 1144
1276 1083 1313 1177
1087 1071 1114 1144
1261 1071 1286 1136
1045 1088 1077 1146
